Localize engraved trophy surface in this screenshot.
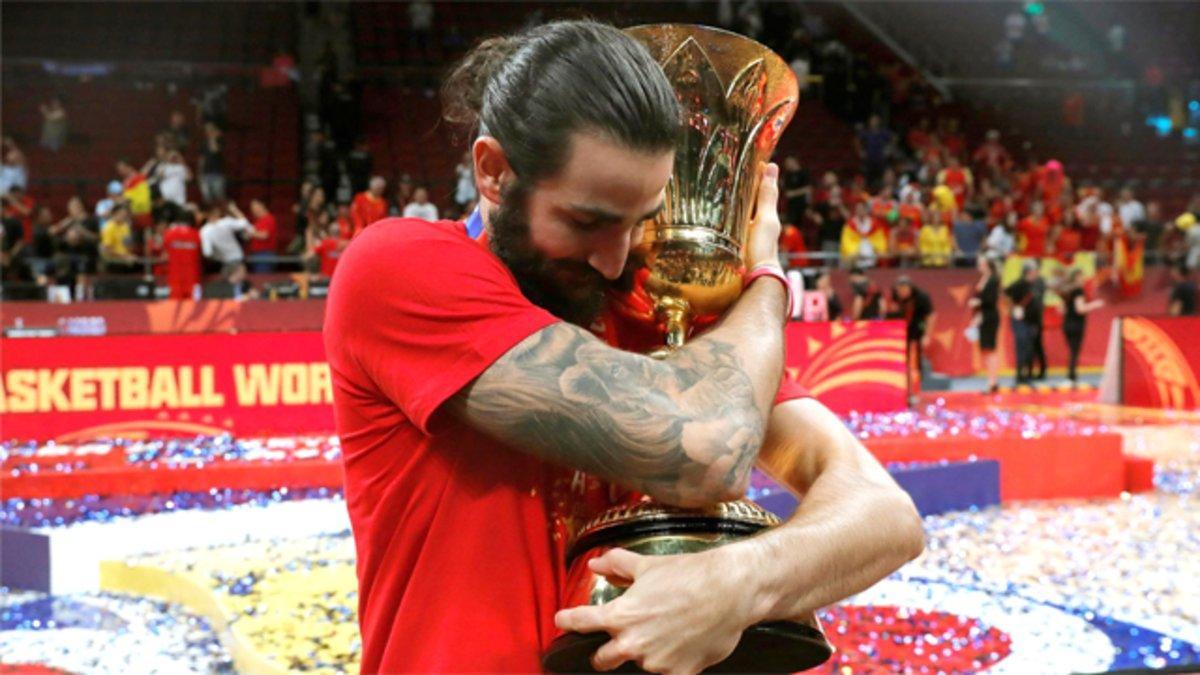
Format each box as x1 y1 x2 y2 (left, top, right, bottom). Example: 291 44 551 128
542 25 833 674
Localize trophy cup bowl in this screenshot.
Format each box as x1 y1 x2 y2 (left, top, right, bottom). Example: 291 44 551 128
611 23 800 352
542 500 833 673
544 25 834 673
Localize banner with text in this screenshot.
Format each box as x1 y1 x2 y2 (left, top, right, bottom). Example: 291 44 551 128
1 332 334 441
1 322 908 441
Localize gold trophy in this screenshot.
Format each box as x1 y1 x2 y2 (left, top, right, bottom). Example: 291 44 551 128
542 25 833 673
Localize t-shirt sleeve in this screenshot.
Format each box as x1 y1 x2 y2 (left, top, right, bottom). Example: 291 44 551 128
774 375 811 405
335 222 559 433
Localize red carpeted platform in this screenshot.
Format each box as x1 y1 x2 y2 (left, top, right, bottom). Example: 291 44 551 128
865 433 1126 501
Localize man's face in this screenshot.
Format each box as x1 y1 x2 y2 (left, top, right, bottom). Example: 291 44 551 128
489 132 674 327
895 285 912 300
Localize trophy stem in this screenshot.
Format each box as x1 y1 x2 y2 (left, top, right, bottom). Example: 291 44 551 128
649 299 691 359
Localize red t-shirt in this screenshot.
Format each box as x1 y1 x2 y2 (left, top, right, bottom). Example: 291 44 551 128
248 214 277 254
2 194 35 243
163 224 201 300
1019 216 1050 256
350 192 388 238
313 237 342 277
325 218 809 672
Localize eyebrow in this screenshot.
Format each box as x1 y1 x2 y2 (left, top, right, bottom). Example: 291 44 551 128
570 200 665 224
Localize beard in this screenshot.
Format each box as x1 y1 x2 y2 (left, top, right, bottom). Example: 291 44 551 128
488 180 630 328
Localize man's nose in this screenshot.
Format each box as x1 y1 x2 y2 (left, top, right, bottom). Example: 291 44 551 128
587 233 633 281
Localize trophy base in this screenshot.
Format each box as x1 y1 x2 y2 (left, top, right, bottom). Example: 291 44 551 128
542 620 833 673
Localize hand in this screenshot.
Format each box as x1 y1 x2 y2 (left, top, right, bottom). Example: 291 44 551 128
555 547 761 674
746 162 782 269
921 334 932 349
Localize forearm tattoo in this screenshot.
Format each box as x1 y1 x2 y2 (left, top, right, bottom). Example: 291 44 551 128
454 323 765 504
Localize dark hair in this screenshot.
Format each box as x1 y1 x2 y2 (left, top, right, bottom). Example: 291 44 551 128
442 19 680 184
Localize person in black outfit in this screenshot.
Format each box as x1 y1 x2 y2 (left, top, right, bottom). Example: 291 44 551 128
849 266 883 319
1028 267 1048 380
1060 268 1105 384
1005 261 1040 385
815 271 842 321
1168 264 1198 316
888 276 936 388
781 155 811 227
969 255 1002 393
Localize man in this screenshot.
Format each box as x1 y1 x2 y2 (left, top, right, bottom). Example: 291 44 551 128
936 155 973 211
246 199 279 272
99 204 138 273
163 110 190 152
94 181 124 220
198 123 226 204
781 155 811 227
1116 187 1146 232
1005 260 1041 385
888 276 935 387
848 265 884 319
162 210 202 300
0 185 35 244
199 202 266 286
50 196 100 299
156 151 191 206
349 176 388 238
854 114 893 187
1168 263 1197 316
971 129 1013 181
324 20 922 673
1018 199 1052 257
401 185 438 221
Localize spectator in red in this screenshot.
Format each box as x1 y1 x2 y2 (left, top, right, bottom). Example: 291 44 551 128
247 199 278 272
1038 160 1068 221
937 155 974 210
1054 209 1082 263
1018 200 1051 257
350 176 388 238
940 118 966 159
162 211 202 300
1 185 35 243
1075 195 1102 253
778 224 805 266
972 130 1013 181
889 213 919 267
306 217 345 278
988 193 1014 229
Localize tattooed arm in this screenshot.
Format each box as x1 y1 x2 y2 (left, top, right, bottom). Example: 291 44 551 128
451 276 787 508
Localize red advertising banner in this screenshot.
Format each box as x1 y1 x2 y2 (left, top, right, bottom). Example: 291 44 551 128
1 332 334 441
784 320 908 414
1121 316 1200 410
1 321 908 442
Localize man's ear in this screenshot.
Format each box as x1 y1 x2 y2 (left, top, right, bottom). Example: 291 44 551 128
474 136 513 204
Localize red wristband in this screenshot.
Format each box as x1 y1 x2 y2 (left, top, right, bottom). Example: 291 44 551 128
743 264 794 320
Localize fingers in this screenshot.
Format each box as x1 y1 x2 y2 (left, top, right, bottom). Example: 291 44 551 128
756 162 781 219
587 548 645 583
592 637 633 672
554 604 610 634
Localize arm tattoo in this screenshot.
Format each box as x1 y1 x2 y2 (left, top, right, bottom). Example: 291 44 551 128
454 323 765 505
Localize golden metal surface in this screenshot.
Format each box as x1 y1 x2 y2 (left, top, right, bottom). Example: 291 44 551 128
618 24 799 351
